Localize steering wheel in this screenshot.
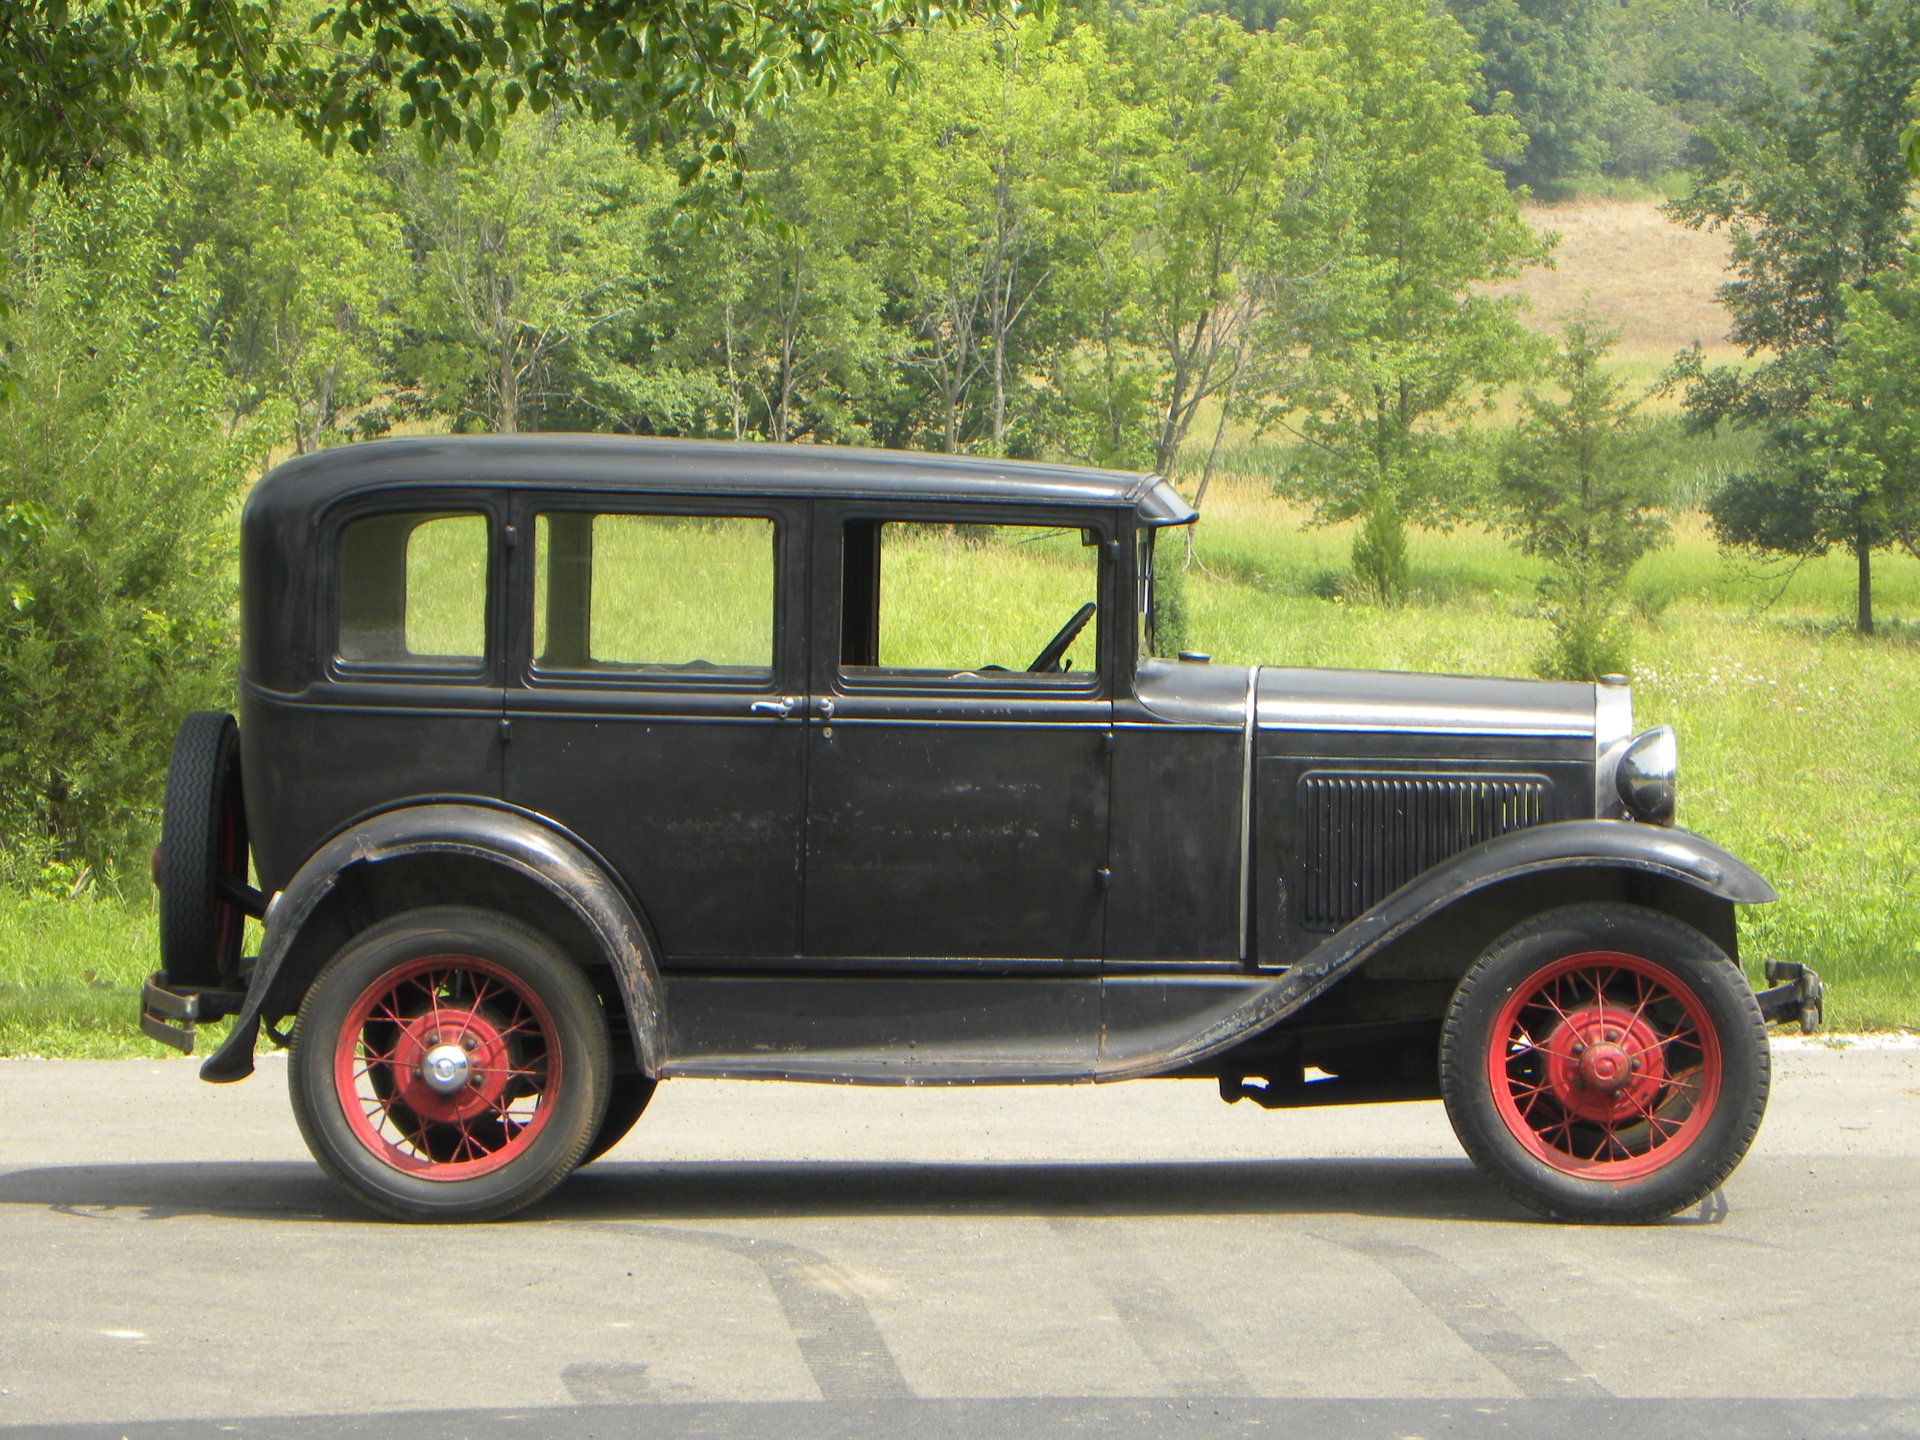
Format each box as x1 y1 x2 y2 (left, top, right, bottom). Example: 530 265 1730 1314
1028 602 1096 673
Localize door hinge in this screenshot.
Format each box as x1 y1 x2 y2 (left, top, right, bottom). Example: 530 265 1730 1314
1094 866 1112 891
503 523 518 550
498 718 513 744
1100 729 1115 755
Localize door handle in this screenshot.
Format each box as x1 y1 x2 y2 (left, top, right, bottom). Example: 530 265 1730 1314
750 696 800 719
817 697 835 721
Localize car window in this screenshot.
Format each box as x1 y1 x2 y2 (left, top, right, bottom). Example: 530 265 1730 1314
532 512 774 676
337 511 488 667
839 519 1099 683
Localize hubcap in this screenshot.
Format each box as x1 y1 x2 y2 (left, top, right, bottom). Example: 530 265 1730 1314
420 1043 472 1094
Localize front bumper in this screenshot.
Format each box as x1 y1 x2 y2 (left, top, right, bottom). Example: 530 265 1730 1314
139 973 248 1055
1755 960 1824 1034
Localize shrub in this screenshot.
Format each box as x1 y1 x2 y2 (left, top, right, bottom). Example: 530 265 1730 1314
0 176 266 887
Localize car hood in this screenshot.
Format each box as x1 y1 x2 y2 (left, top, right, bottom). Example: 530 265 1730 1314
1133 659 1611 742
1256 666 1598 739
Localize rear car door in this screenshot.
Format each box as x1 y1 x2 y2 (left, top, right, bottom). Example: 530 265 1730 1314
501 495 809 961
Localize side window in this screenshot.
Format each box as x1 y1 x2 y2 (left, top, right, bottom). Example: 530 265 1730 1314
839 519 1100 683
337 511 488 667
532 512 775 677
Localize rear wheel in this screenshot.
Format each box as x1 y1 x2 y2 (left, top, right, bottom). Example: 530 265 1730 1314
581 1074 658 1165
288 906 610 1221
1440 903 1769 1223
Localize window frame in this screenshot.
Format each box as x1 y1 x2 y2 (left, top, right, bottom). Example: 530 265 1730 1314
814 502 1118 702
321 494 504 686
514 497 791 695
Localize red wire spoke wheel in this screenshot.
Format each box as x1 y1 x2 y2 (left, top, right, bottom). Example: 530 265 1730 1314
1486 951 1721 1181
333 955 562 1181
290 907 610 1222
1441 903 1769 1224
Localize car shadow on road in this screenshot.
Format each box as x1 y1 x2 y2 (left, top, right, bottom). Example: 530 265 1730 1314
0 1154 1607 1226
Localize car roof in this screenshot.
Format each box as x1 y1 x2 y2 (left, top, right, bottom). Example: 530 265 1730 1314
246 434 1198 525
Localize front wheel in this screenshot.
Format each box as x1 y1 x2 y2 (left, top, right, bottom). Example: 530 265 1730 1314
288 906 610 1222
1440 903 1769 1223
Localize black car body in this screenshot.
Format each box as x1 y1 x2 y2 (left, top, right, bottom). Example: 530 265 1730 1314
143 435 1821 1222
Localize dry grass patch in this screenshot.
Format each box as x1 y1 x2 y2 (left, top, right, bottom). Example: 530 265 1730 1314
1498 198 1739 362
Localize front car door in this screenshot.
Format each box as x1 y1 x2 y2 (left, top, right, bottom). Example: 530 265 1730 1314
802 505 1115 964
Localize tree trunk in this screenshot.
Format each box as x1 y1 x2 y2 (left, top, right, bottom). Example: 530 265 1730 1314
1856 525 1873 635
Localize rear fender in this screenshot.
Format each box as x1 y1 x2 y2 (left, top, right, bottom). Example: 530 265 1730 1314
198 803 665 1083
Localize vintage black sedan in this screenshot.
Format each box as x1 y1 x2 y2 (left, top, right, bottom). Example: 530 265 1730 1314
142 435 1821 1222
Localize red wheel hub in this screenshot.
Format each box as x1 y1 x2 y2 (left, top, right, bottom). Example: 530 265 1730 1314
1538 1005 1667 1124
1487 950 1721 1181
380 1006 517 1126
332 956 561 1181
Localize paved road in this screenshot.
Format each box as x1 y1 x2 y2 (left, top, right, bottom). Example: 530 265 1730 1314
1 1041 1916 1438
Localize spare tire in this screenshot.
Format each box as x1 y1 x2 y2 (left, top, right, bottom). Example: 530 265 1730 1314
156 711 251 988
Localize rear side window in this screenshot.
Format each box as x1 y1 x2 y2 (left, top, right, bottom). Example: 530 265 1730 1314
532 512 775 676
337 511 488 667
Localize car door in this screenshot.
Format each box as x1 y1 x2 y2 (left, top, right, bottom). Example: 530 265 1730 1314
501 495 809 961
801 505 1114 963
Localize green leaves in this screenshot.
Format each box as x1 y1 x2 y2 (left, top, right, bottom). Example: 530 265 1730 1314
0 0 1032 206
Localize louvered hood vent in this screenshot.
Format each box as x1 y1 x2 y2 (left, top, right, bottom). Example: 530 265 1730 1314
1300 772 1552 929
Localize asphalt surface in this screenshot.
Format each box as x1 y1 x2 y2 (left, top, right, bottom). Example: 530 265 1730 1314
1 1039 1916 1438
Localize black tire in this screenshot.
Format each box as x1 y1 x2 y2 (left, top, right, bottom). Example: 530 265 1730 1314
1440 902 1769 1224
156 711 249 988
581 1074 658 1165
288 906 610 1222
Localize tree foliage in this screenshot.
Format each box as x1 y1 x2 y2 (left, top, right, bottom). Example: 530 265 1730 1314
1280 0 1543 603
0 0 1035 210
1445 0 1610 193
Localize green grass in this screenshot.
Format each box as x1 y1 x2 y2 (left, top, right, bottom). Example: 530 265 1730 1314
6 474 1916 1054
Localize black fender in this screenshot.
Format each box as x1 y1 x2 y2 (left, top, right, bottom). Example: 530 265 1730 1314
1097 819 1775 1081
199 803 666 1084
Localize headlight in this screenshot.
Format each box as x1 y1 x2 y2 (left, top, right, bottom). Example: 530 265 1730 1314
1615 726 1677 826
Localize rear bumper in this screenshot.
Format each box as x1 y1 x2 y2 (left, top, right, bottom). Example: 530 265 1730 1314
139 973 248 1056
1756 960 1824 1034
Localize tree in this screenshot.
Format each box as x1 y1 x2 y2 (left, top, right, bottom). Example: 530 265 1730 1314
1600 0 1813 181
866 21 1098 455
1805 266 1920 578
173 116 408 452
1281 0 1545 604
0 175 266 881
1497 316 1669 680
1080 2 1346 481
1668 0 1920 633
0 0 1032 211
1446 0 1610 192
387 113 666 434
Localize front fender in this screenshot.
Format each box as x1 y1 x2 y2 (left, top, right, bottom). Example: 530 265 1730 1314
198 803 666 1084
1097 820 1774 1081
